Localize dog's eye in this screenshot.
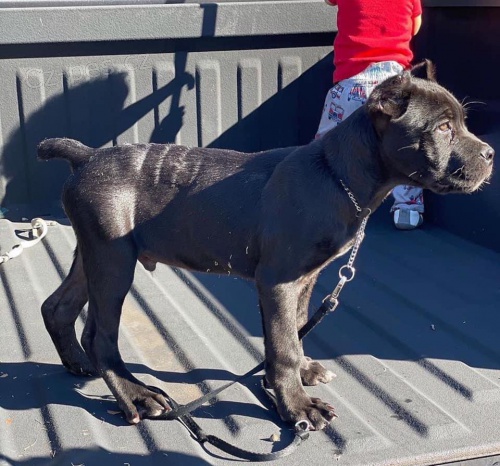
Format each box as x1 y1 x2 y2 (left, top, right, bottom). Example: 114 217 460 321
438 121 452 132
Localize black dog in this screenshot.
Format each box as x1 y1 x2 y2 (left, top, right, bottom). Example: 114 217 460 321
38 61 494 431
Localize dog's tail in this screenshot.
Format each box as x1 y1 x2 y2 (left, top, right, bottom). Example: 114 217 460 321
37 138 93 171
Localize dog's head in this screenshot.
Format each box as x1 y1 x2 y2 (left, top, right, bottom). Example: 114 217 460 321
366 60 494 194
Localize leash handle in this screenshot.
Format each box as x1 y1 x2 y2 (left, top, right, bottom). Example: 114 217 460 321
203 429 309 462
152 385 309 462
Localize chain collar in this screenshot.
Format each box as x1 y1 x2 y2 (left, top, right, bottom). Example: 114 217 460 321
339 179 362 213
339 179 371 217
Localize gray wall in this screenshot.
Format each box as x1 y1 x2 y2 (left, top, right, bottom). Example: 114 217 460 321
0 1 336 216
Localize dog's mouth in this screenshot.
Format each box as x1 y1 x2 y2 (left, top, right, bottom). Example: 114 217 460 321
426 150 494 195
432 165 493 194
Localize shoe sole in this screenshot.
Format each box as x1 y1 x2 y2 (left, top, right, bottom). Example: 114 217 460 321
394 209 423 230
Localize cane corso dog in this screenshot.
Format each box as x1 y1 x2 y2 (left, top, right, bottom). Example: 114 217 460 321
38 61 494 430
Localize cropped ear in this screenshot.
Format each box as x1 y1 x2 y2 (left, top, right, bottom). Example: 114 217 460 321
366 73 412 119
410 59 436 81
365 73 412 135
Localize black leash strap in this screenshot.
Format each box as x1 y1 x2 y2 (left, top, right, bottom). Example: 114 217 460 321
299 298 338 340
162 361 265 420
152 298 337 461
157 387 310 461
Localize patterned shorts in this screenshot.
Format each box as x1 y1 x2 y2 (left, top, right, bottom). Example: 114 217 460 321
316 61 404 138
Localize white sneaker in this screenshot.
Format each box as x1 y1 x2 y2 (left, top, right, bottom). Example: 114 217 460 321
393 209 423 230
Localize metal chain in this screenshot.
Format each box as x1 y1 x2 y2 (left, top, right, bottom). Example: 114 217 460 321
339 179 363 213
347 214 369 268
324 181 370 310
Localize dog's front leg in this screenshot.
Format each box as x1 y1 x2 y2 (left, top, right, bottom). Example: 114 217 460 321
297 276 336 386
257 269 336 430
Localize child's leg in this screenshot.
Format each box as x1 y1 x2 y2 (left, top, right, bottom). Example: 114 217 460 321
392 184 425 229
315 80 363 138
392 185 424 229
391 185 424 213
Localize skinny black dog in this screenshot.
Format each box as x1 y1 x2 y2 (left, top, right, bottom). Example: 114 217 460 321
38 61 494 431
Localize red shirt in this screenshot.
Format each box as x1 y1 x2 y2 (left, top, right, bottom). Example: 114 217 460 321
329 0 422 83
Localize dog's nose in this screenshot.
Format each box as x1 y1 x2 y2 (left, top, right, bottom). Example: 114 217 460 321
480 145 495 163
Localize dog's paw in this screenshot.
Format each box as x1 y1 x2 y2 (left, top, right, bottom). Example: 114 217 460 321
300 357 336 386
118 383 171 424
280 395 337 431
62 349 98 377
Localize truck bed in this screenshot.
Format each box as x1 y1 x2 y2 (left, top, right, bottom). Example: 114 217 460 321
1 1 499 464
1 212 499 466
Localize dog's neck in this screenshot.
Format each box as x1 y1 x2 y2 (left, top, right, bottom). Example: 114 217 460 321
320 107 394 213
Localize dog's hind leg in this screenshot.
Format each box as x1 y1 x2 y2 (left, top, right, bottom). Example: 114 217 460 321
41 247 97 376
82 238 170 424
257 267 336 430
297 275 336 386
